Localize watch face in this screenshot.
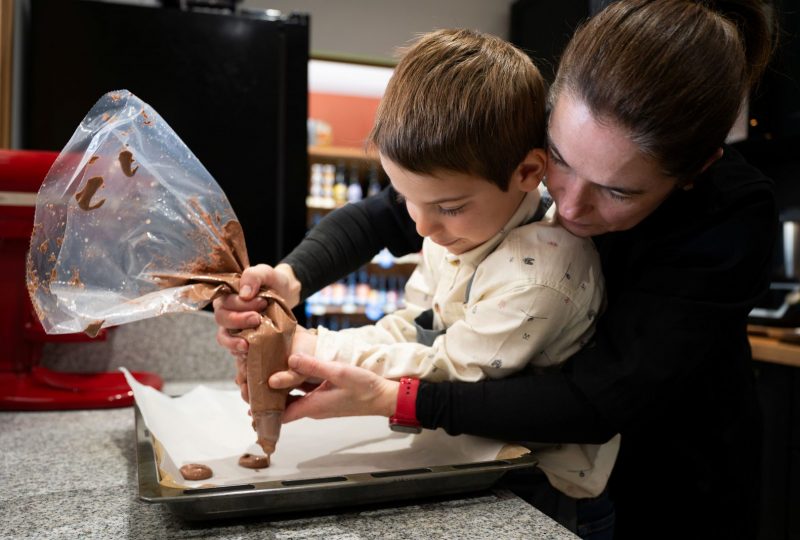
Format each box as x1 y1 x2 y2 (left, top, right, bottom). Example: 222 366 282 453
389 421 422 434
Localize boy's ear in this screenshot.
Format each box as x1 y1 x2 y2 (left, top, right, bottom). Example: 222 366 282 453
513 148 547 192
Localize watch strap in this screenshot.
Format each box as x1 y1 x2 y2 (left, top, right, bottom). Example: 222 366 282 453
389 377 421 433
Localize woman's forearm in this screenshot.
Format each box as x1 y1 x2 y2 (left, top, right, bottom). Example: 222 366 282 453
282 186 422 300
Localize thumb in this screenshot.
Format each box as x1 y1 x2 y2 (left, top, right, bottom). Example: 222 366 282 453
239 265 269 300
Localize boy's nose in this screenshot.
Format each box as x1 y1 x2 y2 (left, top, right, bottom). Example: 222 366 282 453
413 209 441 238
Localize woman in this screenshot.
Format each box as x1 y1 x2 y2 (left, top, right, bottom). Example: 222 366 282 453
215 1 777 538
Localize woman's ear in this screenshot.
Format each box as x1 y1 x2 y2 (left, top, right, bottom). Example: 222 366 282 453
513 148 547 192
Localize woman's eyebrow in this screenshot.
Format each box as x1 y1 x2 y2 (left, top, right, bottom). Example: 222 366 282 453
546 135 567 165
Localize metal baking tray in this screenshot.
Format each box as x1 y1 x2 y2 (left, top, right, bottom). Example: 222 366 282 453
134 405 538 520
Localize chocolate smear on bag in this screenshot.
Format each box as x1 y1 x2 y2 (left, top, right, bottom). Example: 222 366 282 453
119 150 139 177
75 176 106 211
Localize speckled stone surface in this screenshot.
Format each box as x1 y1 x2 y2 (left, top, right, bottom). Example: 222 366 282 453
3 314 578 539
40 311 233 382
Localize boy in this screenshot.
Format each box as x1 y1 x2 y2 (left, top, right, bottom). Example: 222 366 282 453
286 29 617 499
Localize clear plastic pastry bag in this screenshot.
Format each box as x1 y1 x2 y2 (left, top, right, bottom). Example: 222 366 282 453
26 89 295 454
25 89 255 336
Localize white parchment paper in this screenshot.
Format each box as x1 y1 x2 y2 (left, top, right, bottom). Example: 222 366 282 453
122 369 509 489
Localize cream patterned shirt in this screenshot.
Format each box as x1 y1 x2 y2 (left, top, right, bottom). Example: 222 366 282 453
315 189 618 497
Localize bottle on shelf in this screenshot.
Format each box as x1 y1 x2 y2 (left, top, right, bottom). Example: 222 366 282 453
347 164 363 203
307 163 324 207
342 272 358 313
332 161 348 206
355 269 370 306
367 163 382 197
330 278 346 306
322 163 336 208
365 274 383 321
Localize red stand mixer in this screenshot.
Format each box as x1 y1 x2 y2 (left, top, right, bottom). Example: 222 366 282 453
0 149 162 410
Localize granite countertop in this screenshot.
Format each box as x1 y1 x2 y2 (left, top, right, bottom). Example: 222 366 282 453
0 312 577 539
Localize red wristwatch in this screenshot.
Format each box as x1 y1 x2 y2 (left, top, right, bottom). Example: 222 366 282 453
389 377 422 434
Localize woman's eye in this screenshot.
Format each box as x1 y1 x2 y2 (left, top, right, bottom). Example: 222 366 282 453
606 190 630 202
548 151 566 167
438 205 465 216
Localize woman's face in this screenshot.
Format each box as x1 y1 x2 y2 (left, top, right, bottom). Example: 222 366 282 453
545 94 679 237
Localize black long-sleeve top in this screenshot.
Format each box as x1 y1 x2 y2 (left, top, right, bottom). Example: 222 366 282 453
283 146 777 539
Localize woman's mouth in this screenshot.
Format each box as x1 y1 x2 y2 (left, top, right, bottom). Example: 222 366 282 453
558 217 594 236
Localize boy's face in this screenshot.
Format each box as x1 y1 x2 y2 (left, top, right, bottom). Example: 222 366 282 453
380 155 529 255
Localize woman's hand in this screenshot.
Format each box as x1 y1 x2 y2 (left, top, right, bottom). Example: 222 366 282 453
213 263 302 357
270 353 400 423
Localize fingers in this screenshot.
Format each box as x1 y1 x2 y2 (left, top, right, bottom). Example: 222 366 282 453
282 382 339 423
239 264 277 300
234 355 249 403
216 326 249 355
269 369 308 390
286 353 346 384
213 295 266 329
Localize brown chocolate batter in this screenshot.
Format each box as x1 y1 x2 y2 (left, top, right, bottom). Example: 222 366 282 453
179 463 213 481
119 150 139 177
68 269 83 288
84 320 105 338
238 453 270 469
75 176 106 211
151 214 296 464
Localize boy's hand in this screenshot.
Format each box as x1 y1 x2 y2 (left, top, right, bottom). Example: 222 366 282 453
213 263 301 357
214 263 302 403
232 326 317 404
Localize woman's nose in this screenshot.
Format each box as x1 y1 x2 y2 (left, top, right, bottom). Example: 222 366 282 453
558 181 592 220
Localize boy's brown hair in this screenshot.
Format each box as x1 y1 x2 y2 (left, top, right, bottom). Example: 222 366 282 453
368 28 546 191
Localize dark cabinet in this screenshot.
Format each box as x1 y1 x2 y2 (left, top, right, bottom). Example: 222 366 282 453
754 360 800 540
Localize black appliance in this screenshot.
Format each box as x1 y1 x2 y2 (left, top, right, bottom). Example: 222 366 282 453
20 0 309 269
509 0 612 83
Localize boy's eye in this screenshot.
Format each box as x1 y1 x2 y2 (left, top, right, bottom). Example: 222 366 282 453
438 205 465 216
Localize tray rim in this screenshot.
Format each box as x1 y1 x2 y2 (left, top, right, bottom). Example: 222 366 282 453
134 403 539 518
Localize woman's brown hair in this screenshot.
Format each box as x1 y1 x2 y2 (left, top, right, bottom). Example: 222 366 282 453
550 0 775 182
369 29 547 191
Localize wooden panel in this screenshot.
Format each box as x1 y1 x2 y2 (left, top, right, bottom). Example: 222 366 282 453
749 334 800 368
0 0 12 148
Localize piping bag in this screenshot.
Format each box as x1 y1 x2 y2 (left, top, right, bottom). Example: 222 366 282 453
25 89 295 460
